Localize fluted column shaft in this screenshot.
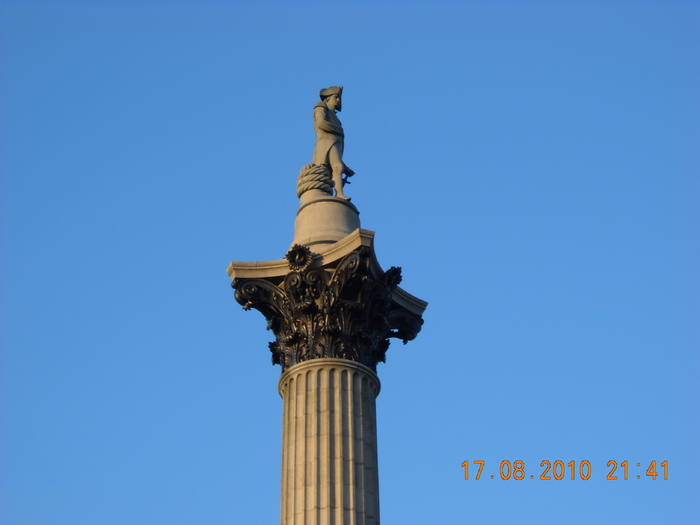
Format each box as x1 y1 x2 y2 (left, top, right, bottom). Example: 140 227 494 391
278 358 381 525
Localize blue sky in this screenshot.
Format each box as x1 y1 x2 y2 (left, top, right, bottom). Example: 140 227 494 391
2 1 698 523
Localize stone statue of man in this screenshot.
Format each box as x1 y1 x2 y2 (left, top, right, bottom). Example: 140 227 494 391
312 86 355 200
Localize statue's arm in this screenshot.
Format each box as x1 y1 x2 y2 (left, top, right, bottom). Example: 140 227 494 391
314 107 343 136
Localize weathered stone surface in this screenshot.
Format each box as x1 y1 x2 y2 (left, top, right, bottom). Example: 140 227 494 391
297 164 334 199
232 237 424 373
279 359 380 525
293 192 360 248
312 86 354 201
226 88 427 525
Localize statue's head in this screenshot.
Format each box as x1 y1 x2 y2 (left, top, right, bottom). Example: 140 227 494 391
319 86 343 111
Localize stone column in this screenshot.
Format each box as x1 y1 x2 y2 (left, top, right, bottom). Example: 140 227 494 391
279 358 380 525
228 228 426 524
226 89 428 525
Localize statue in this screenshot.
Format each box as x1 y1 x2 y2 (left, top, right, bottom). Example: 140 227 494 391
311 86 354 200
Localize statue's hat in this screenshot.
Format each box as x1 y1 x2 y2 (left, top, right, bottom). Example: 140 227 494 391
319 86 343 99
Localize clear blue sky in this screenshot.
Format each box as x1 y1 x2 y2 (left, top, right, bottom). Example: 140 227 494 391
2 1 698 523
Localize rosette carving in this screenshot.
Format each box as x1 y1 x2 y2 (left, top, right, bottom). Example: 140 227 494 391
285 244 313 272
232 248 423 372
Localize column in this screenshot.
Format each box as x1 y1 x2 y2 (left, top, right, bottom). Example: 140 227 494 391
278 358 381 525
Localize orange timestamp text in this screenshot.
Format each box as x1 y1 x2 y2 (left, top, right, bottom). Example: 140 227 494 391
461 460 668 480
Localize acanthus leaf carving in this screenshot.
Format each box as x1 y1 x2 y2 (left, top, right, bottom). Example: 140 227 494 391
232 248 423 372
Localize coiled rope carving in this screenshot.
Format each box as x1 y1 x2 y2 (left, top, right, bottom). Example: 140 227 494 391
296 163 334 198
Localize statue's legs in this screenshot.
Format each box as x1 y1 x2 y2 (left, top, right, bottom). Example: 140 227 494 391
329 146 350 200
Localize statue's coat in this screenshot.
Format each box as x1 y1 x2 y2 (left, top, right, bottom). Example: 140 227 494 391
312 101 344 168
